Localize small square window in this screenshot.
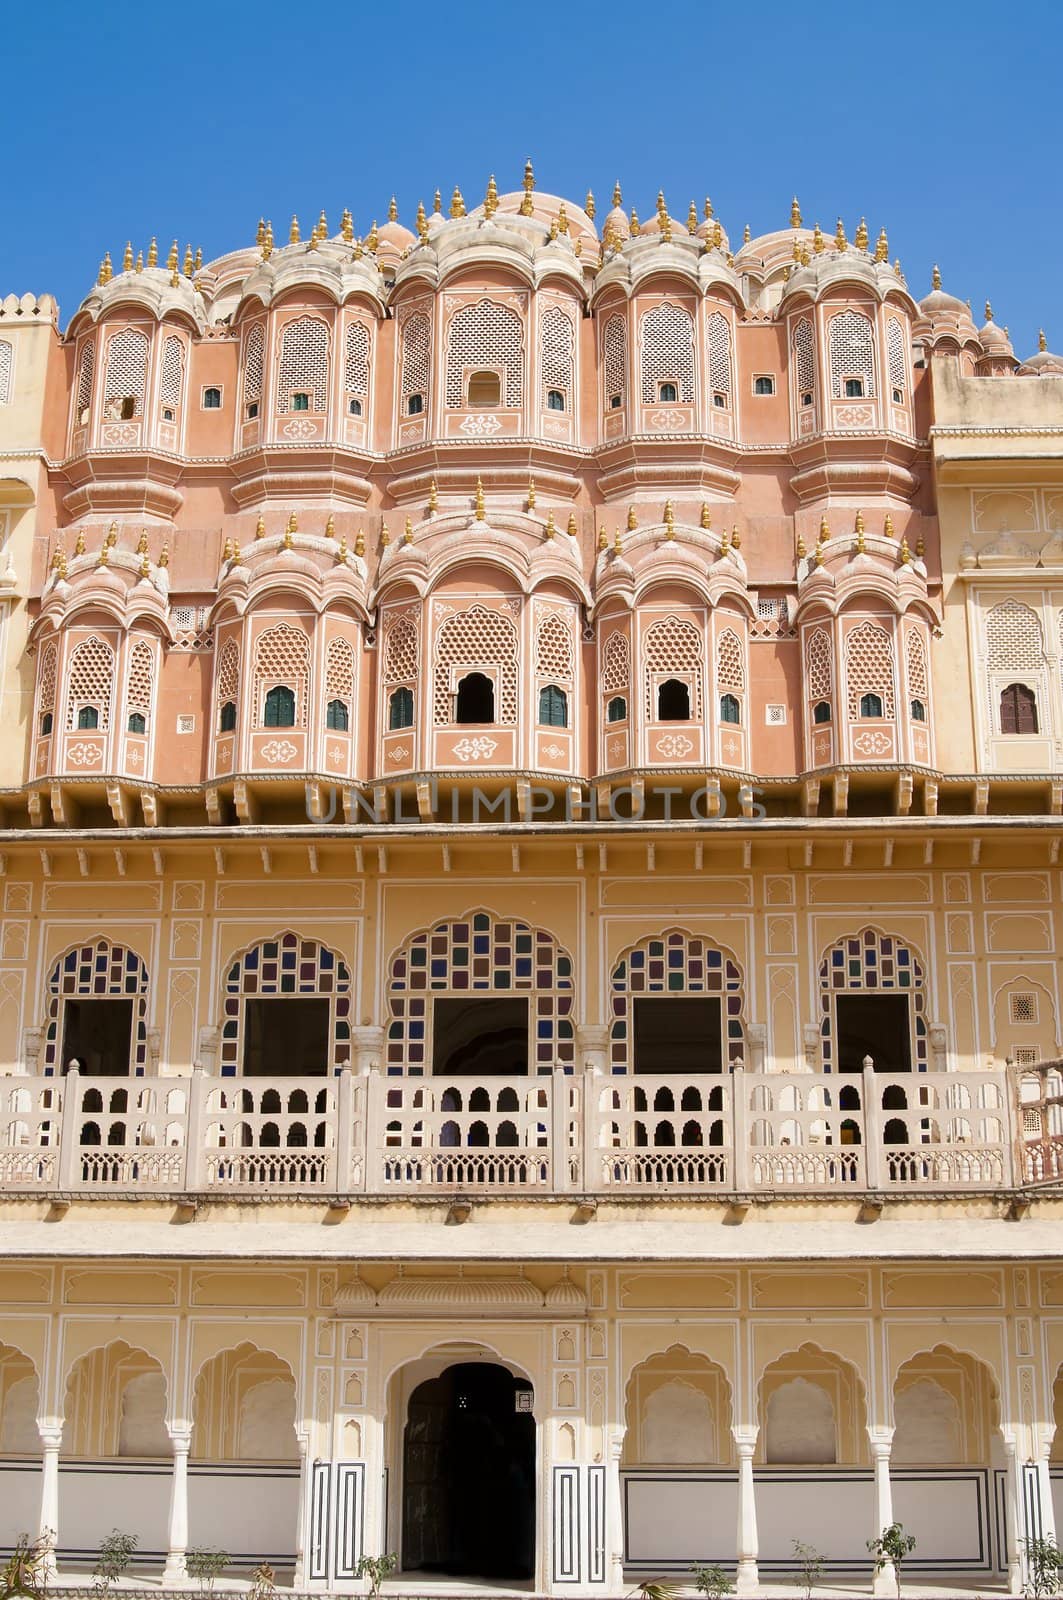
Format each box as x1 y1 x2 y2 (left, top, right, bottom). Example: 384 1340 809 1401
202 387 222 410
246 401 260 420
292 392 311 412
892 385 904 404
801 391 813 407
348 397 363 416
609 394 622 410
713 391 727 408
407 393 424 416
161 407 175 423
753 375 775 396
1010 992 1037 1025
765 704 787 726
843 377 865 399
177 714 196 735
658 381 679 403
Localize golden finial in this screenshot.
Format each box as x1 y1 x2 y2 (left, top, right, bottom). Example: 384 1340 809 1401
916 530 925 558
325 513 335 539
527 478 536 509
106 520 118 547
884 512 895 539
433 189 442 215
136 527 149 555
544 509 556 540
855 509 865 536
341 208 354 243
449 187 466 219
135 251 143 272
598 523 608 552
574 238 583 259
262 221 274 260
122 241 133 272
56 543 67 579
415 200 428 240
97 542 109 568
790 196 802 228
834 217 847 251
656 189 667 221
484 175 499 218
222 536 234 563
613 527 623 555
700 503 712 530
158 544 169 568
792 234 802 263
585 190 596 219
931 263 942 291
386 195 397 224
874 226 888 263
703 196 714 220
743 222 751 244
854 217 868 252
49 540 59 572
548 217 559 242
520 159 535 216
355 527 365 557
660 214 672 244
894 259 903 279
567 511 578 538
818 514 829 544
796 527 807 559
184 243 194 276
812 222 824 255
194 247 202 271
630 207 641 236
403 516 413 544
1040 329 1048 352
256 218 266 248
288 214 301 244
687 200 698 234
726 252 734 267
598 239 607 267
365 219 379 253
627 505 638 531
337 535 348 565
613 180 623 208
899 534 911 566
854 510 865 554
800 243 812 267
97 252 112 286
712 220 723 249
558 203 569 235
782 264 791 284
254 513 265 539
720 525 730 555
427 478 438 513
984 300 993 322
475 477 485 519
663 499 675 538
165 239 177 273
731 525 741 551
814 541 824 567
283 520 294 551
75 528 86 557
352 238 363 260
380 522 390 547
318 208 329 239
147 237 158 268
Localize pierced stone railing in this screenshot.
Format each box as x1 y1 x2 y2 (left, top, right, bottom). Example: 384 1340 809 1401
591 1075 732 1190
1015 1060 1063 1184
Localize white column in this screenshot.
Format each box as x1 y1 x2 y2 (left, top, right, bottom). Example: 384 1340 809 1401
37 1421 62 1579
731 1425 759 1596
1036 1424 1058 1547
603 1426 627 1593
1001 1428 1025 1596
163 1423 192 1583
867 1426 895 1598
292 1432 311 1588
576 1025 608 1196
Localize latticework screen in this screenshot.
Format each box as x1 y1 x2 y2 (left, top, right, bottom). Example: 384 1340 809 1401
806 627 833 699
601 630 630 693
793 317 815 398
845 621 895 718
828 310 876 397
253 623 311 725
242 325 265 405
887 317 907 393
384 616 419 684
37 641 58 718
540 306 574 406
603 314 627 404
126 640 154 716
707 312 732 396
215 639 240 707
433 605 518 724
644 615 703 716
345 324 370 397
535 612 574 683
159 336 183 410
0 341 12 406
445 299 523 407
66 636 115 729
716 628 744 691
276 318 329 413
103 329 149 415
400 312 431 403
76 340 96 416
640 303 695 402
325 636 355 701
985 599 1044 670
906 629 928 700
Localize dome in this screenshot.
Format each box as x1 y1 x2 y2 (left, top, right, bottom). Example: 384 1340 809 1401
544 1275 587 1310
333 1274 375 1313
1018 332 1063 375
603 184 630 245
376 199 417 258
978 305 1012 355
918 269 975 332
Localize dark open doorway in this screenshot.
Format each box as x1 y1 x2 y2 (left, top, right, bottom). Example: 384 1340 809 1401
433 996 528 1076
633 996 723 1073
61 998 133 1075
242 998 329 1075
835 994 912 1073
403 1362 535 1580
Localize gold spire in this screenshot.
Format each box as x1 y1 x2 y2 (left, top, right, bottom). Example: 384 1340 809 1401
663 499 675 538
136 527 149 555
916 530 925 558
874 226 889 263
283 515 295 549
403 516 413 544
687 201 698 234
484 175 499 218
931 263 942 291
1040 329 1048 352
598 524 608 552
433 189 442 215
262 221 274 260
984 300 993 322
135 251 143 272
122 241 133 272
743 222 751 243
106 521 118 547
790 196 802 228
317 208 329 238
252 512 264 539
365 219 379 253
818 514 829 544
792 234 803 264
613 527 622 555
720 524 730 555
712 220 723 249
700 503 712 530
544 509 556 539
613 180 623 208
415 200 427 240
557 203 569 235
567 511 578 538
884 511 895 539
341 208 354 243
627 505 638 531
355 527 365 557
427 478 438 514
222 536 234 563
520 159 535 216
574 238 582 259
325 513 335 539
56 542 68 579
75 529 86 557
387 195 398 223
527 478 536 509
899 533 911 565
814 540 824 567
337 535 349 565
450 187 466 219
289 214 301 244
834 217 847 251
147 237 158 268
194 246 202 271
256 218 266 248
380 521 390 547
184 243 194 276
854 217 868 251
894 258 903 277
548 217 559 242
98 252 113 286
585 190 596 219
97 542 109 568
656 189 667 222
854 509 865 553
660 213 672 244
158 544 169 568
703 196 713 220
796 527 806 559
731 525 741 551
630 207 641 236
165 239 177 274
812 222 825 255
475 477 485 519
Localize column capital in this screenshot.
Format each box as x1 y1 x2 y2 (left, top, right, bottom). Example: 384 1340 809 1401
37 1420 63 1449
575 1024 609 1052
867 1424 895 1456
731 1424 759 1455
167 1422 193 1451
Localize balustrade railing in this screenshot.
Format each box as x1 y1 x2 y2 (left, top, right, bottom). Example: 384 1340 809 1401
0 1061 1035 1199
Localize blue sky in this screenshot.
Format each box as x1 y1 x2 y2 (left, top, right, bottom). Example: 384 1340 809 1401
7 0 1061 356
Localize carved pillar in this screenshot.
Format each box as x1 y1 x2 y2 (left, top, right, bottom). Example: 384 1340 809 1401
163 1422 192 1583
1035 1424 1058 1548
603 1426 626 1591
1001 1428 1025 1596
37 1421 62 1578
351 1025 385 1076
731 1425 759 1595
292 1431 311 1588
867 1426 895 1597
576 1026 609 1194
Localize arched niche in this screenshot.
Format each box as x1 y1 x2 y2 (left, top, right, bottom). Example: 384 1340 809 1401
758 1343 868 1465
62 1340 169 1458
894 1345 1000 1466
623 1346 732 1466
191 1342 298 1462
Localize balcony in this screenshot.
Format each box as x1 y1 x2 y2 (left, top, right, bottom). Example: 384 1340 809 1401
0 1062 1036 1202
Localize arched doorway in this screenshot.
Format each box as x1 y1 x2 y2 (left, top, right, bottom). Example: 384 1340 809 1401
403 1362 534 1579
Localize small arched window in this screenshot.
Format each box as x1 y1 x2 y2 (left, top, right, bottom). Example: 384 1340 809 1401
658 381 678 403
813 700 832 725
859 692 884 718
389 688 414 730
264 685 296 727
77 706 100 730
910 699 926 723
407 393 424 416
219 701 237 733
999 682 1039 735
719 693 741 725
326 699 349 732
40 712 53 736
546 389 565 412
607 696 627 723
348 397 363 416
127 712 146 735
202 387 222 410
467 371 501 407
456 672 495 724
657 679 691 721
538 684 568 727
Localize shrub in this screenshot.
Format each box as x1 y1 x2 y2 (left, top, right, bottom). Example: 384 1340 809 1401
354 1554 397 1599
186 1548 229 1593
93 1530 138 1594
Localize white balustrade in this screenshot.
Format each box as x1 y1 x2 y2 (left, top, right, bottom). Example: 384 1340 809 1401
376 1073 563 1190
867 1071 1009 1190
0 1076 61 1188
592 1074 732 1190
745 1071 864 1190
63 1073 189 1191
199 1076 340 1191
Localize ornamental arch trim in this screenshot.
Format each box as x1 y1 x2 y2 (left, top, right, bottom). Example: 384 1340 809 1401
817 925 927 1073
218 930 353 1076
608 928 746 1071
43 938 150 1077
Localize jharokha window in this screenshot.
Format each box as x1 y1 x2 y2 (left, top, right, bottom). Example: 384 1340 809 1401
220 934 352 1077
999 682 1038 734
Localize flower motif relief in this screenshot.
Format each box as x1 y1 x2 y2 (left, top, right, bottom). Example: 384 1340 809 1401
328 745 344 763
607 737 625 761
453 736 498 762
282 419 320 441
127 748 142 768
100 423 140 447
852 730 893 757
834 404 875 428
458 413 502 435
541 742 565 760
656 733 694 759
389 745 411 763
648 410 688 432
67 742 103 767
723 735 740 759
260 739 298 764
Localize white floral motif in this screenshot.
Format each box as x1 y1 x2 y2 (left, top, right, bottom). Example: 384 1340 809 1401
834 404 874 428
282 419 319 440
328 745 344 763
453 736 498 761
656 733 694 758
260 739 298 764
852 730 892 757
608 737 625 761
458 413 502 436
67 742 103 766
648 410 688 432
100 423 140 446
127 748 142 767
388 744 411 762
723 736 740 759
541 742 565 760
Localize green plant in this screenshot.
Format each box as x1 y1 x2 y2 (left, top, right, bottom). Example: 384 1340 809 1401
692 1563 733 1600
355 1553 397 1599
791 1540 825 1600
1024 1536 1063 1599
1 1534 52 1600
627 1585 683 1600
92 1530 137 1594
247 1564 277 1600
867 1523 916 1598
186 1548 228 1594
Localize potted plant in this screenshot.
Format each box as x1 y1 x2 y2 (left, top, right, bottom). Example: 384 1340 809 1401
692 1563 733 1599
1023 1536 1063 1599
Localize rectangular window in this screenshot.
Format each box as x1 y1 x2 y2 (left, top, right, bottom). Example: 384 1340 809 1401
632 997 722 1074
61 998 134 1076
843 377 865 399
432 996 529 1076
242 998 330 1076
835 994 911 1073
753 375 776 396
